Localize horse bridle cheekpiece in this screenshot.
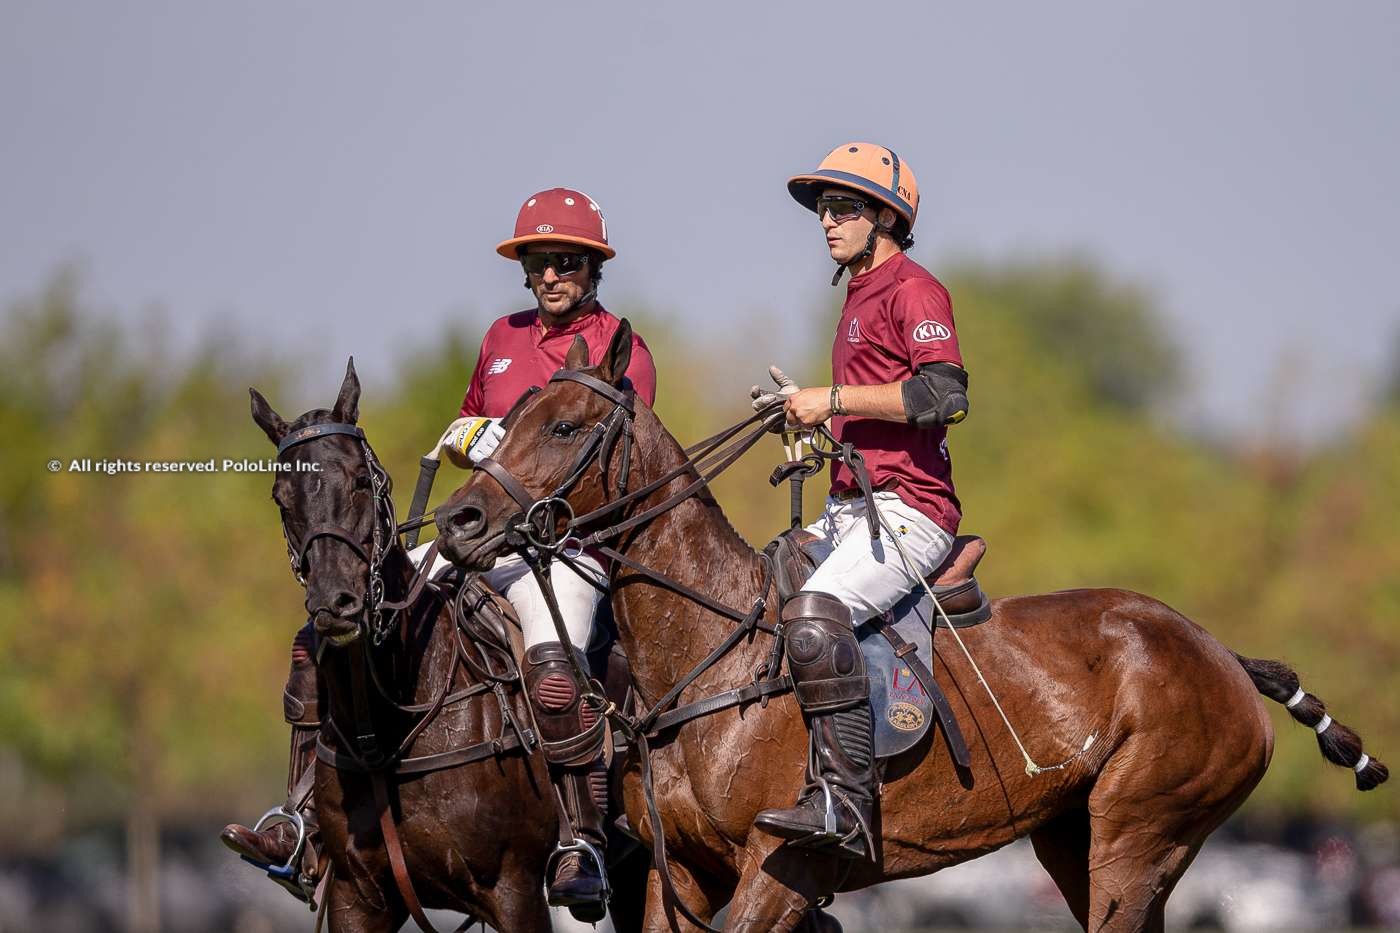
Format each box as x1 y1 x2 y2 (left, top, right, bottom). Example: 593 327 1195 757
474 370 635 553
275 422 400 644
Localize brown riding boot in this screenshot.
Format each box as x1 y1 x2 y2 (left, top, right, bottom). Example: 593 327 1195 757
221 622 324 901
753 592 876 859
523 641 611 922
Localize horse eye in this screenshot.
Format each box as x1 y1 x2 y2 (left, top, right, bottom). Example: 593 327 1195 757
551 421 579 438
354 472 372 490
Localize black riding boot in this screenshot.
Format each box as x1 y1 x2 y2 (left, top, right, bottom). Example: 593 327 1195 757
221 622 324 902
523 642 611 923
753 591 876 859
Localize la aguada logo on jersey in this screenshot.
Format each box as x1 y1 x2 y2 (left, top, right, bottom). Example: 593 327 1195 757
912 320 951 343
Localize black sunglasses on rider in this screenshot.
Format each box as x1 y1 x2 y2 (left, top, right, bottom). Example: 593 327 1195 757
520 251 590 277
815 195 870 223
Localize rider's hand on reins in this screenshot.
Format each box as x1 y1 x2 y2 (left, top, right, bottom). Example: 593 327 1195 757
782 386 834 428
751 365 801 433
439 416 506 469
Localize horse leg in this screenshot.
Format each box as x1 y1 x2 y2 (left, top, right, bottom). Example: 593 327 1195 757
476 878 552 933
324 872 407 933
1084 734 1256 932
722 839 842 933
640 859 721 932
1029 808 1091 930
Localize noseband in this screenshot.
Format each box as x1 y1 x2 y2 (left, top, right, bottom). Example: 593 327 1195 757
275 422 400 643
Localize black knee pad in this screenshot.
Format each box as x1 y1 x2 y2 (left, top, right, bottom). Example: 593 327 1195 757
782 592 868 713
523 642 604 765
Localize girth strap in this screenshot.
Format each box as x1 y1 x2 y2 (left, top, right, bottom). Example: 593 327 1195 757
315 731 526 776
615 676 793 748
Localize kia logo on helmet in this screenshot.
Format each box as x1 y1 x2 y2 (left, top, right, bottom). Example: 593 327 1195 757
535 224 554 234
912 320 951 343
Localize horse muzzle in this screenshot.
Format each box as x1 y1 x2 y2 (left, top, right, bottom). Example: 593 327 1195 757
437 498 501 571
307 587 365 645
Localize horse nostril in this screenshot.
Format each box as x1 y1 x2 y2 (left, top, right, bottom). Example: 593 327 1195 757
334 591 362 616
450 505 485 533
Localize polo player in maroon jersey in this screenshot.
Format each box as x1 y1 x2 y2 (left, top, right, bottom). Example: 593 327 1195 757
223 187 655 919
749 143 971 859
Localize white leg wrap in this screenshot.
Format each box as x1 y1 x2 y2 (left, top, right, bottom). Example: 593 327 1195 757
1354 753 1370 773
1285 687 1307 709
1313 714 1333 734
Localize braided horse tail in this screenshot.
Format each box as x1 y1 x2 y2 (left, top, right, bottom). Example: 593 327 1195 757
1233 654 1389 790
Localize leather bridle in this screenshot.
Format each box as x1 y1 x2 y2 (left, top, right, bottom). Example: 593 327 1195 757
274 422 401 644
472 369 636 557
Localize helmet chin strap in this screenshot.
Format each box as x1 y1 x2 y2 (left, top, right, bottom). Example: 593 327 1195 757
831 224 884 287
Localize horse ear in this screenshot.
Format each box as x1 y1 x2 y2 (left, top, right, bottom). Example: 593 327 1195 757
332 357 360 424
250 387 288 445
600 318 633 387
564 334 590 371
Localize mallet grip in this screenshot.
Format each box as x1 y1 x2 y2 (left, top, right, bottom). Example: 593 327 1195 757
404 457 440 550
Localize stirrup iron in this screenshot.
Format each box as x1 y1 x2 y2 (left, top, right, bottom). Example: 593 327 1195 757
240 806 318 907
545 837 611 902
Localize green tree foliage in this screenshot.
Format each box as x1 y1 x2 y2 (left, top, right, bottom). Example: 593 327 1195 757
0 275 298 842
952 256 1180 411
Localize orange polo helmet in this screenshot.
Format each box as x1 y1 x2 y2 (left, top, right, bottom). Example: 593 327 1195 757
495 187 615 260
788 142 920 232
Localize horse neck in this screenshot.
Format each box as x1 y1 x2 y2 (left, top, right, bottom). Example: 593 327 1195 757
318 544 459 748
608 406 773 707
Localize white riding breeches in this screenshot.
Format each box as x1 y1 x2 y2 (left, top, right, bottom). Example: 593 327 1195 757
801 491 955 625
408 543 606 651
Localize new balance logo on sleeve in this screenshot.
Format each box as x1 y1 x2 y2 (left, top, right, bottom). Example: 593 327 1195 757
487 358 513 375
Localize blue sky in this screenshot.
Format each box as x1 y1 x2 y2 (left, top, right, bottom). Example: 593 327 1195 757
4 1 1397 440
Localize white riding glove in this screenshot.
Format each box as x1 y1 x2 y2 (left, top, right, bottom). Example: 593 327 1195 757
439 416 506 468
750 365 800 411
750 365 801 431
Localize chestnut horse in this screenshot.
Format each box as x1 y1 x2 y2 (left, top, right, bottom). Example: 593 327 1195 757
436 323 1388 932
248 361 646 932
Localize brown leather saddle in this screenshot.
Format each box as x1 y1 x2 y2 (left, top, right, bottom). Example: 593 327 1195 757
764 530 992 767
766 529 992 625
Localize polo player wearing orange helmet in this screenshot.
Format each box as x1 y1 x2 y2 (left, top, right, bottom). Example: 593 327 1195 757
222 188 654 920
751 144 970 859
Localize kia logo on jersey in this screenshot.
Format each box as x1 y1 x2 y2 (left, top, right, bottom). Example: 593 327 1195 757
912 320 951 343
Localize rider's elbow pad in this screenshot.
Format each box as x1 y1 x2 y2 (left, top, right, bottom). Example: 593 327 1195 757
902 363 969 429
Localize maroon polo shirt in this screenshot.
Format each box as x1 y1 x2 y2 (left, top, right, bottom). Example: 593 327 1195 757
829 252 963 534
459 303 657 418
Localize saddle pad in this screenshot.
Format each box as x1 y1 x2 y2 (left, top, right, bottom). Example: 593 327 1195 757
858 590 937 758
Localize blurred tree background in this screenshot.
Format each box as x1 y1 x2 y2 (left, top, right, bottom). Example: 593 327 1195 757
1 257 1396 924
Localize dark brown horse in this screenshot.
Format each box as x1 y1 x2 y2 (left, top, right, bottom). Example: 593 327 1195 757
249 361 627 932
435 324 1389 932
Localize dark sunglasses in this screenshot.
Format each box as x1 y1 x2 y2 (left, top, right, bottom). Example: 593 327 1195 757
521 251 590 276
815 195 869 223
